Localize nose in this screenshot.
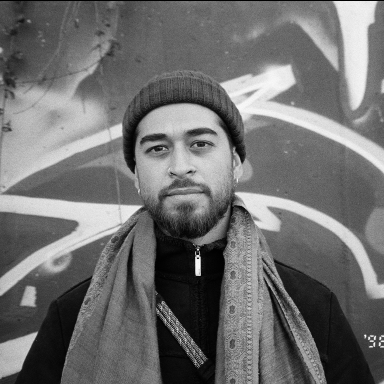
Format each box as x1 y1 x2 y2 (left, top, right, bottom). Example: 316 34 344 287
168 146 196 178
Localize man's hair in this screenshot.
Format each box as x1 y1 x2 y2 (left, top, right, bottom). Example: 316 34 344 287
122 70 246 173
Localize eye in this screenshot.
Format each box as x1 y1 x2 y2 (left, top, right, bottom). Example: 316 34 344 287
191 141 213 149
146 145 168 154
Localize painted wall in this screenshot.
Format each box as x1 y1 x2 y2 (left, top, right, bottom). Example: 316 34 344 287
0 1 383 382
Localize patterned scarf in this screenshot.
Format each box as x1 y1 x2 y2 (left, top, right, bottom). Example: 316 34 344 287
61 197 326 383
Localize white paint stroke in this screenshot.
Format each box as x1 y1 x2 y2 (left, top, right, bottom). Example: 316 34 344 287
1 123 123 193
239 192 384 299
40 253 73 275
0 332 37 378
243 101 384 177
333 1 377 110
223 65 296 104
0 195 140 296
20 286 37 307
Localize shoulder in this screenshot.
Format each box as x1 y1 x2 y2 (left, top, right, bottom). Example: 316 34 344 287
275 259 332 302
15 278 93 382
274 261 375 382
53 278 91 338
274 259 333 361
274 259 333 322
55 277 91 311
56 277 91 306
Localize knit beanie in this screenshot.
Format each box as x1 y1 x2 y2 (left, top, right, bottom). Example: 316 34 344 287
122 70 246 173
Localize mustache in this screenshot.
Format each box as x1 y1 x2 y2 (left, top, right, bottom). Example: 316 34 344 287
159 179 211 199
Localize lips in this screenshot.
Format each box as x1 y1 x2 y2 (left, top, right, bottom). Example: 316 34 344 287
166 187 204 196
159 180 211 200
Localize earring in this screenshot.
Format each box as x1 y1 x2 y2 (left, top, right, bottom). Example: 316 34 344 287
137 188 140 195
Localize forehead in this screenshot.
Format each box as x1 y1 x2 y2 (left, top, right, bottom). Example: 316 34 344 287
136 103 226 139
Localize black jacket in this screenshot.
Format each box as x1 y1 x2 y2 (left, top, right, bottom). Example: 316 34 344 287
15 259 374 384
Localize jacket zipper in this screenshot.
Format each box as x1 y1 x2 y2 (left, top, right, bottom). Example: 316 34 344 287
194 245 201 276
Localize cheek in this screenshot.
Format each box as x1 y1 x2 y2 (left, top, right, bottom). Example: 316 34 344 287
206 157 233 178
136 167 163 194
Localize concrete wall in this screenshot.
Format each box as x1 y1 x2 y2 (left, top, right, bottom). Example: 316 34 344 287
0 1 383 382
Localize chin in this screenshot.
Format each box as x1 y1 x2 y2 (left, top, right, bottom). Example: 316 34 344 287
176 202 208 216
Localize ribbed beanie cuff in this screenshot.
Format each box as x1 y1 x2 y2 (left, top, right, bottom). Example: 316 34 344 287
123 70 246 172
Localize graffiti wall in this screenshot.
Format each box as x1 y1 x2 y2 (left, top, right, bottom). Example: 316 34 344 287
0 1 383 382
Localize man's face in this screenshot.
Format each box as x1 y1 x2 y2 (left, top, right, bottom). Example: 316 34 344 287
134 103 243 240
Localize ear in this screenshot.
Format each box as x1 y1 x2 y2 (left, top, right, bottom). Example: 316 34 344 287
134 166 140 190
232 148 243 181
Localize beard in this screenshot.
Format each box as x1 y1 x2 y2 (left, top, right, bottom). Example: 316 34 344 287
141 176 235 240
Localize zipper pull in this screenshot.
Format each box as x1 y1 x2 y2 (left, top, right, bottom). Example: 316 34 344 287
194 245 201 276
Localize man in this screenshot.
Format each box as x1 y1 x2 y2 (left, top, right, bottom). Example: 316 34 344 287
16 70 374 383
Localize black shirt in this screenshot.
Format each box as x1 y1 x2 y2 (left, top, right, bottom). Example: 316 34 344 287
154 228 226 383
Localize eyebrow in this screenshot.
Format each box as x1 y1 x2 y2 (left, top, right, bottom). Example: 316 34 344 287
139 127 218 146
139 133 167 146
187 127 218 137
